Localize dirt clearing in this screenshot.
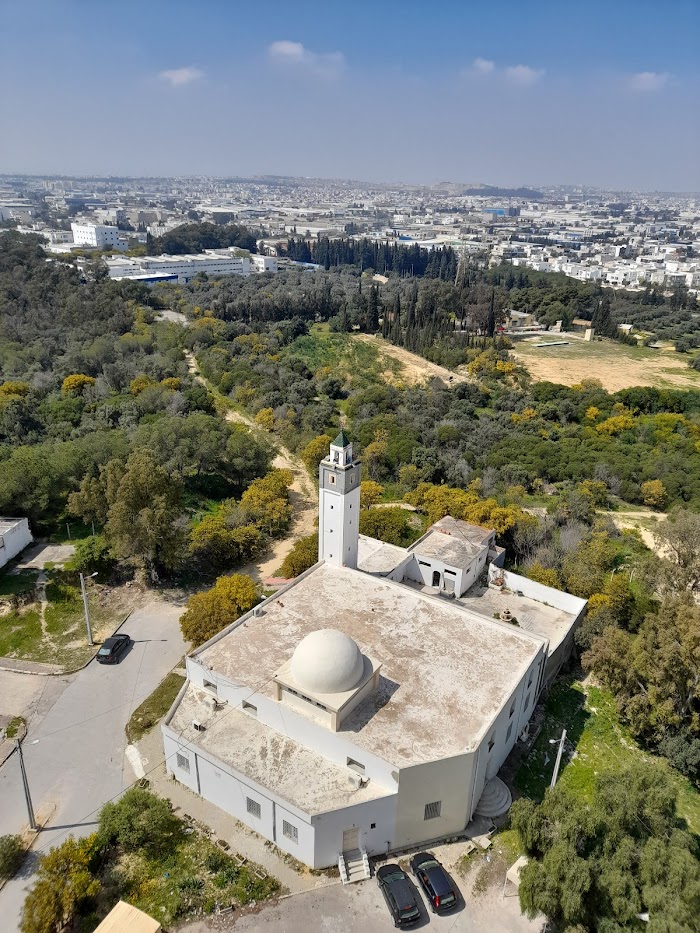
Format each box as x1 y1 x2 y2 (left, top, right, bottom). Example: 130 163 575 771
513 337 700 392
352 334 471 386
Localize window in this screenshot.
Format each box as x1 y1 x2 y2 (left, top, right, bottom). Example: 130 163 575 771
370 822 376 829
527 671 533 687
282 820 298 843
347 757 365 774
242 701 257 716
509 701 516 718
329 474 336 485
488 735 495 753
445 569 456 576
176 752 190 773
203 679 217 694
246 797 261 819
424 801 441 820
524 692 531 710
506 723 513 741
418 560 431 567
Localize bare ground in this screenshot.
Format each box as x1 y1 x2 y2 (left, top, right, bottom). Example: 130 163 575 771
352 334 471 386
513 338 700 392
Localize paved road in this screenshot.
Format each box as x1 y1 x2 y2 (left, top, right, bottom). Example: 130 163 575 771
0 599 185 929
184 876 544 933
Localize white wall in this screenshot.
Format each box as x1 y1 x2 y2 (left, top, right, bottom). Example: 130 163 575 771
394 753 475 849
493 567 587 616
312 794 397 865
0 519 32 568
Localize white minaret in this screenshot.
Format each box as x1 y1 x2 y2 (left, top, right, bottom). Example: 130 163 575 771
318 431 361 568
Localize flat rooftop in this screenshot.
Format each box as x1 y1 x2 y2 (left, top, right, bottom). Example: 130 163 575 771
457 584 575 655
357 534 408 575
171 685 392 815
0 517 26 535
409 529 487 569
195 562 545 765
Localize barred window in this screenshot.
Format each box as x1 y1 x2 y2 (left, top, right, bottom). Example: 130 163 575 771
282 819 298 843
424 801 441 821
176 752 190 773
246 797 261 819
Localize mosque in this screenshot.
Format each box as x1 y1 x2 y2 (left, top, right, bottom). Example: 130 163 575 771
162 434 585 876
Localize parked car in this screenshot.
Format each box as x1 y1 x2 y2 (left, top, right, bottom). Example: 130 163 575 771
410 852 458 913
377 864 421 927
96 633 131 664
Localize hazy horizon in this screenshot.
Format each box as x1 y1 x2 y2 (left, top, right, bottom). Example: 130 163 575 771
1 0 698 192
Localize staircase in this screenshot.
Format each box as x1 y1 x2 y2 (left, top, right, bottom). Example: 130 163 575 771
339 847 371 884
474 777 512 818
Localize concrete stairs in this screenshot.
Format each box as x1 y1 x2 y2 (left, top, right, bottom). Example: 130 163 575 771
474 777 512 818
339 847 371 884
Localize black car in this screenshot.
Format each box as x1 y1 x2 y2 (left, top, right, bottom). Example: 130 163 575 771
377 864 421 927
410 852 458 913
96 633 131 664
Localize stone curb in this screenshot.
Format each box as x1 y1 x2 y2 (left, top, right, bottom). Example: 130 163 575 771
0 610 132 677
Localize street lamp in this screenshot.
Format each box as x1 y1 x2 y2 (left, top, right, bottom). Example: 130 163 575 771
549 729 567 788
79 571 98 646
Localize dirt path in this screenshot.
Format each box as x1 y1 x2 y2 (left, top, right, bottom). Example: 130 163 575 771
352 334 471 386
602 507 669 557
185 351 316 582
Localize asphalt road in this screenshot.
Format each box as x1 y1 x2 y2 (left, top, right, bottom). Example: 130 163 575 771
0 599 185 929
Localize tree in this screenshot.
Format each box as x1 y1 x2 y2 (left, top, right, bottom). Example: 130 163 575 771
98 787 179 855
68 534 115 576
301 434 333 476
180 573 258 647
106 449 186 582
0 835 24 879
641 479 667 509
359 507 415 547
61 374 96 397
512 764 700 931
653 508 700 591
277 533 319 578
21 835 100 933
190 513 262 574
360 480 384 510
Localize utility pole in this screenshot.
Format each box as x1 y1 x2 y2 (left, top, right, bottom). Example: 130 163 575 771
79 572 97 646
549 729 567 789
16 739 36 830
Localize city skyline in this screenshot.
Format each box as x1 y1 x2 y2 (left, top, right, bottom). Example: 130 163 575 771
1 0 698 190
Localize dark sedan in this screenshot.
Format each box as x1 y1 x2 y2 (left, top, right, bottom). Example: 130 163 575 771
96 633 131 664
377 863 421 927
410 852 458 913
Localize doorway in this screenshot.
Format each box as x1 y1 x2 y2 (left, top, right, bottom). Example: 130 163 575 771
432 570 441 587
342 827 360 852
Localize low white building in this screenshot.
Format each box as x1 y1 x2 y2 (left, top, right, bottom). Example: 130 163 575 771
71 222 127 251
105 249 254 283
0 518 32 569
163 435 585 873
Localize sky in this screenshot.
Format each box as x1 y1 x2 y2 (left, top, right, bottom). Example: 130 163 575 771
1 0 698 191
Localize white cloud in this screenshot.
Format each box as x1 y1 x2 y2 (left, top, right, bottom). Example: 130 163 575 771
159 66 204 87
629 71 669 91
504 64 544 86
471 57 495 75
268 40 345 78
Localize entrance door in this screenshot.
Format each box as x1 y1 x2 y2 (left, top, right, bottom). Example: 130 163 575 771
342 827 360 852
432 570 441 587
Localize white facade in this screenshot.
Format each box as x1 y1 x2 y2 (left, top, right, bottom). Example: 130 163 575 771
0 518 32 569
71 222 126 250
318 433 361 569
105 250 253 282
250 254 278 273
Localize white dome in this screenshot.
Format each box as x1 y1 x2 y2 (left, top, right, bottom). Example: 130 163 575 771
290 629 365 694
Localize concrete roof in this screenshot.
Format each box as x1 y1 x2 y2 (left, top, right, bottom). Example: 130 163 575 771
430 516 494 546
171 685 393 815
0 517 26 535
194 563 545 765
457 585 575 655
357 535 408 575
409 529 487 570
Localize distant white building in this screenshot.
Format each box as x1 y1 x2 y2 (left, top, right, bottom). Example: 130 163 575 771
0 518 32 569
106 249 279 283
163 434 586 874
71 223 127 251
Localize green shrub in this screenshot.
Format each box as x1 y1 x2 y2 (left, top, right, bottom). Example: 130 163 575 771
0 834 24 879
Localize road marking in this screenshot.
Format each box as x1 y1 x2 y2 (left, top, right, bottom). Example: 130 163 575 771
125 744 145 779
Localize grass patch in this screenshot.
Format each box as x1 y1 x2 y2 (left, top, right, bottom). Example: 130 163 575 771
0 570 38 598
0 607 42 658
126 671 186 743
515 676 700 835
5 716 25 739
